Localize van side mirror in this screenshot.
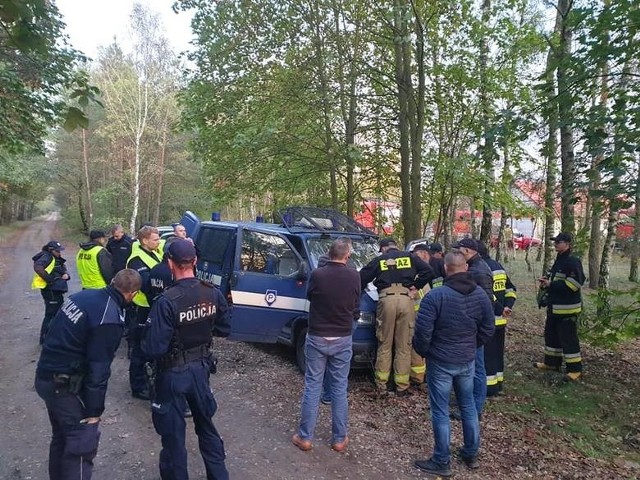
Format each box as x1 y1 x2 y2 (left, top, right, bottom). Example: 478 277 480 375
296 262 309 281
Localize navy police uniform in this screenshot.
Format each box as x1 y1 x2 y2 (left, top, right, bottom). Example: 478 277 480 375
106 234 133 273
149 259 174 305
35 285 129 479
142 277 231 480
32 242 69 344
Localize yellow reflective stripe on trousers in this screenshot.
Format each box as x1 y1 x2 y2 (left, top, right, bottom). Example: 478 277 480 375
495 316 507 326
497 371 504 382
486 375 499 386
411 364 426 374
552 304 582 314
544 346 563 357
395 373 410 384
375 371 390 382
564 353 582 363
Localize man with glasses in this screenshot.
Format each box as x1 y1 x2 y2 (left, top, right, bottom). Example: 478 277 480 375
534 232 585 381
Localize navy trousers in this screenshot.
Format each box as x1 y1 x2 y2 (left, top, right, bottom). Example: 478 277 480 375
152 360 228 480
35 376 100 480
40 289 64 345
129 306 150 394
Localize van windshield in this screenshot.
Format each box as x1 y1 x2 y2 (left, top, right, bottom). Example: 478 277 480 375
306 237 379 270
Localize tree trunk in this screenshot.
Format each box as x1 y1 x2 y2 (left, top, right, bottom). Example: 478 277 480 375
81 128 93 229
478 0 494 244
597 205 617 318
153 125 168 226
557 0 576 234
630 154 640 281
542 7 562 274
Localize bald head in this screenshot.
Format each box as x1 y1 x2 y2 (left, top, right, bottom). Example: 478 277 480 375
444 251 468 276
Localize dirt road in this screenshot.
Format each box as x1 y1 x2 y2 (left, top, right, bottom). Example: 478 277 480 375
0 216 398 480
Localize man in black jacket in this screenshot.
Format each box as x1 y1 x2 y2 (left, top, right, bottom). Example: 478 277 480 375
534 232 585 381
293 237 361 453
413 251 494 476
35 269 141 480
32 241 70 345
106 224 133 274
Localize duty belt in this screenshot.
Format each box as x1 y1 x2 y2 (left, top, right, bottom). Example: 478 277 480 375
157 344 210 371
379 283 410 296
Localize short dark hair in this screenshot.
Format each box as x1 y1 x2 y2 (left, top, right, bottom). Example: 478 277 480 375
112 269 142 293
329 237 352 260
444 251 467 273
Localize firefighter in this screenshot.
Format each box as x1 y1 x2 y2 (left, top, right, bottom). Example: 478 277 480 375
76 230 113 289
476 241 517 395
534 232 585 381
126 225 162 399
360 238 434 396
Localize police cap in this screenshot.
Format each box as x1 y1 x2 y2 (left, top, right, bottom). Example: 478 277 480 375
411 243 429 253
551 232 572 243
89 230 106 240
427 242 443 253
451 238 478 251
44 241 64 251
168 239 196 263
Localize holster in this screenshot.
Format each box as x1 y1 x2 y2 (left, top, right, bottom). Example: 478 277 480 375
53 373 84 395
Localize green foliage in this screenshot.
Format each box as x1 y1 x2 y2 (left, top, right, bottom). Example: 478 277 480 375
582 287 640 347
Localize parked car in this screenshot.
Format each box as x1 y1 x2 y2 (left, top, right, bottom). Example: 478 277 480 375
181 206 379 372
514 234 542 250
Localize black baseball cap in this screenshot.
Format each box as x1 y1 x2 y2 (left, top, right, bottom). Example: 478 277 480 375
168 239 196 263
412 243 429 253
379 237 397 252
551 232 572 243
428 242 443 253
44 241 64 251
89 230 106 240
451 238 478 250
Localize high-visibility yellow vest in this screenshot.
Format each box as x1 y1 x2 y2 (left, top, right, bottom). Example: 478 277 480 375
76 245 108 289
127 247 161 307
32 257 55 289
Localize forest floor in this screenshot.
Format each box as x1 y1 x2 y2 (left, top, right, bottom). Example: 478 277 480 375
0 216 638 479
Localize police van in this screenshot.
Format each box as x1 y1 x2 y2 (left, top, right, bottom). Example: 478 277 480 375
180 206 379 372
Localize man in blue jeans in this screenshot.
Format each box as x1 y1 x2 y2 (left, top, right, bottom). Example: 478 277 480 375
292 237 361 453
413 251 494 477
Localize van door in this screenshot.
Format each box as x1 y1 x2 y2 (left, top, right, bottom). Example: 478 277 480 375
193 225 236 297
230 227 307 342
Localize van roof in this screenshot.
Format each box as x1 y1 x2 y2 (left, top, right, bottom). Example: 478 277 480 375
199 219 377 239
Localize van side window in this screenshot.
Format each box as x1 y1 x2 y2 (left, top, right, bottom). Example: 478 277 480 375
197 228 234 267
241 230 299 276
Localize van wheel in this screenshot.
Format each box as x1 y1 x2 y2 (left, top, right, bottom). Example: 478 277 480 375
295 326 307 374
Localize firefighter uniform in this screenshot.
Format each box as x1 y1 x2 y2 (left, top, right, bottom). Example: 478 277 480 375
479 248 517 396
410 288 427 386
142 240 231 480
536 233 585 379
126 246 162 397
360 240 433 393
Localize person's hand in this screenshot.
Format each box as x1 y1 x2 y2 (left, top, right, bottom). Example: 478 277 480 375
538 277 550 288
503 306 512 317
80 417 100 424
62 274 70 280
408 286 417 300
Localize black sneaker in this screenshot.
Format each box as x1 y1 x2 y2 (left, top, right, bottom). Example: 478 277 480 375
450 409 462 421
320 396 331 405
457 450 480 469
414 458 452 477
132 390 150 401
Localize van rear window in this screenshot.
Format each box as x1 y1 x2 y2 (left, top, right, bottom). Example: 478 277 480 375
197 228 234 265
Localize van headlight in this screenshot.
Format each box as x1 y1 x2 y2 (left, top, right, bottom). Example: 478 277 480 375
357 311 375 325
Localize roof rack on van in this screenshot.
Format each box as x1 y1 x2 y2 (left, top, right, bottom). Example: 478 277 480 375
277 206 377 236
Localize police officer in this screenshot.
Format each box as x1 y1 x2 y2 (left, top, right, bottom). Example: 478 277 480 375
106 224 133 274
76 230 114 289
148 238 178 304
142 239 231 480
35 269 141 480
126 225 162 399
360 238 434 396
32 241 70 345
534 232 585 381
476 240 517 395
